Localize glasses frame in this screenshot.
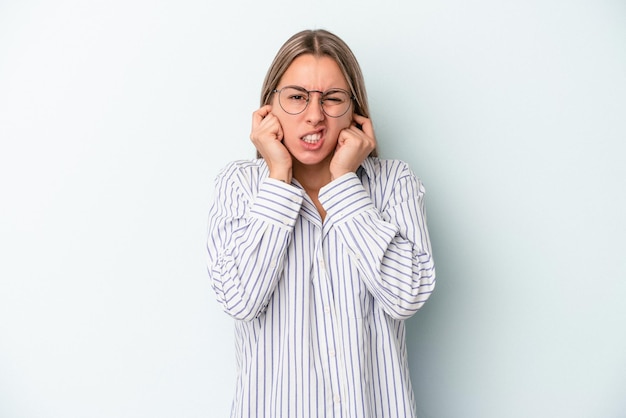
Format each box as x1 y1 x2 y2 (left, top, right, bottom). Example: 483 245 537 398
272 85 355 118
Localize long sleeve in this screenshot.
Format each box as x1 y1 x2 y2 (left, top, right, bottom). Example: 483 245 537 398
318 161 435 320
206 161 304 321
209 158 433 418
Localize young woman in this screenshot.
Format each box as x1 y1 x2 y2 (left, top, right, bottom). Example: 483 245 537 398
206 29 436 418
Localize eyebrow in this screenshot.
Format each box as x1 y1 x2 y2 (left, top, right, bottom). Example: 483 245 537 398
279 85 350 93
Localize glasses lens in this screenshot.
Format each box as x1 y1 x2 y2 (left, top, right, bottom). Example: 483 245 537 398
279 87 309 115
321 89 351 117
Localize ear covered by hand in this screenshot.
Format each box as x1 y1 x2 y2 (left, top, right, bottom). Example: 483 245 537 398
330 113 377 180
250 105 292 183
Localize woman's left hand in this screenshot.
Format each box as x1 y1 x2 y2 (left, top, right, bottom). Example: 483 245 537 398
330 114 377 180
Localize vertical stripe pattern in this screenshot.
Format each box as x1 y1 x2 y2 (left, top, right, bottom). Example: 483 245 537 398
206 157 436 418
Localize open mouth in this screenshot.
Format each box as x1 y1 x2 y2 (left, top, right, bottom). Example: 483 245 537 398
301 133 322 143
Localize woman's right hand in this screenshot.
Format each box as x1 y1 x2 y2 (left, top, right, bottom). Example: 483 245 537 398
250 105 292 183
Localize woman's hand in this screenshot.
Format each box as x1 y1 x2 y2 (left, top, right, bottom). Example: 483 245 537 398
250 105 292 183
330 114 377 180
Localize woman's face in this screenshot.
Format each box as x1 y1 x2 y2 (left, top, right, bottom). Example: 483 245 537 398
272 54 353 170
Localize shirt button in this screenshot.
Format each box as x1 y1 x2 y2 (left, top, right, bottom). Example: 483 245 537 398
282 218 290 225
329 349 336 357
334 394 341 403
324 305 330 314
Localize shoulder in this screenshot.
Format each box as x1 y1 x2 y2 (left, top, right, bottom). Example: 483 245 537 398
215 158 268 183
361 157 426 203
214 159 269 196
216 158 267 178
361 157 415 182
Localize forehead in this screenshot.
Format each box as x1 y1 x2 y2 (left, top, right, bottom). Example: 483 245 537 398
279 54 349 90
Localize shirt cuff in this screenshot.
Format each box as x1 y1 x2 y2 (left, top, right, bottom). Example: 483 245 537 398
249 178 304 228
318 172 376 225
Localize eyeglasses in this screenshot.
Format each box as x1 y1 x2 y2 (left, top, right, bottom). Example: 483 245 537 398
273 85 354 118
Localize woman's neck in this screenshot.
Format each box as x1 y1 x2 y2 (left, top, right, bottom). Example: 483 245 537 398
292 161 332 194
292 160 332 222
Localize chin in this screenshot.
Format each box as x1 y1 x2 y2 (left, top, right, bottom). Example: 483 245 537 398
292 149 334 166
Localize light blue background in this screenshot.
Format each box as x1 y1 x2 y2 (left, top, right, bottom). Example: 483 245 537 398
1 1 624 417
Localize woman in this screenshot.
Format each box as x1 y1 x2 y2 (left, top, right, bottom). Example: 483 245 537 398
206 29 435 418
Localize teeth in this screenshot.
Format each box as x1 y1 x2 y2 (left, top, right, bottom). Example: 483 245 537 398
301 133 321 143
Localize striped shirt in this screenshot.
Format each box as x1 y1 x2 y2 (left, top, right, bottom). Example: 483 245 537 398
206 157 436 418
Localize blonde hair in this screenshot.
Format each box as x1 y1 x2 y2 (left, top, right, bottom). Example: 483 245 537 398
257 29 378 158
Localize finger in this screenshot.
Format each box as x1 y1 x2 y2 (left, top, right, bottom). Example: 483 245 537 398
338 127 353 144
352 113 369 125
343 125 365 141
352 114 374 136
342 125 376 153
275 120 284 141
263 113 283 138
252 105 273 125
259 104 273 116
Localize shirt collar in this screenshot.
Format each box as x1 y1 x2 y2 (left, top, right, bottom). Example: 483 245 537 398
257 157 376 182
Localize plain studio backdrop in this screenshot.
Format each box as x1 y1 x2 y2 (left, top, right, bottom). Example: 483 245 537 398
1 0 625 417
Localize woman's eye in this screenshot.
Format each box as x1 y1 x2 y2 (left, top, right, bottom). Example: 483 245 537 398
323 95 346 105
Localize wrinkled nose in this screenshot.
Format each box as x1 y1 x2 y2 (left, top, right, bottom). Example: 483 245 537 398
305 94 325 125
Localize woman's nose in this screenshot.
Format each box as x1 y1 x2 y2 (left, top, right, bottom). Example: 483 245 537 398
305 96 325 124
